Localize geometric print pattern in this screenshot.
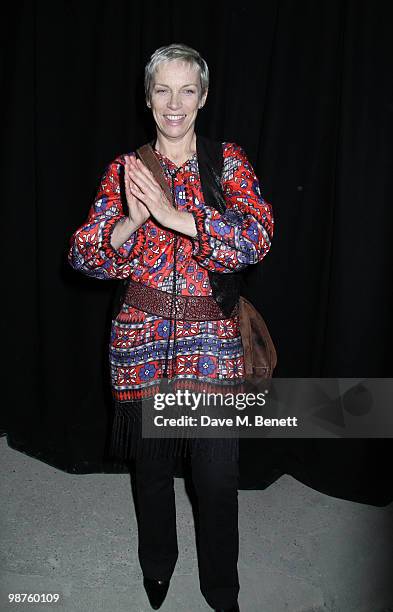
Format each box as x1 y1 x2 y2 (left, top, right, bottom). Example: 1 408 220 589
68 141 274 401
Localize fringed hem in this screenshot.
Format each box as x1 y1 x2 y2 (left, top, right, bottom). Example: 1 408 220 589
108 400 239 463
108 399 190 461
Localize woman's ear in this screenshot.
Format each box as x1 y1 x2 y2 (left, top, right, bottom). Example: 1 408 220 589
199 89 208 108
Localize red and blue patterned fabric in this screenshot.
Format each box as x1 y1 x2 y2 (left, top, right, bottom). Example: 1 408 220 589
68 142 274 401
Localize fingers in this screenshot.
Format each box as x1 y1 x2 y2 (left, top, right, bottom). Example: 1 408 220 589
130 157 158 187
124 156 141 189
124 155 142 206
123 155 168 217
135 158 157 183
124 158 135 194
124 154 158 190
129 181 145 200
129 166 158 200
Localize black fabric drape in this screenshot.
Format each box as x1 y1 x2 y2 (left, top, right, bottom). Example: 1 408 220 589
2 0 392 505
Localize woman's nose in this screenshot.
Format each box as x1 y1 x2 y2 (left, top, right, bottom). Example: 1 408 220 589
168 95 181 109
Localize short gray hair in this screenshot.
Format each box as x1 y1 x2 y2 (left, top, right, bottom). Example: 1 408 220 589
144 43 209 103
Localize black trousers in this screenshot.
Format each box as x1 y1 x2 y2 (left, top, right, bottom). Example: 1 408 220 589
133 446 240 610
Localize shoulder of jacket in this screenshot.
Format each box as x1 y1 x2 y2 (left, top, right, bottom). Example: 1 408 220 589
102 151 136 172
222 142 246 158
111 151 135 167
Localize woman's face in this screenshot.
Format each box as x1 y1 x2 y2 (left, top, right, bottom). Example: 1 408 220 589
149 59 207 141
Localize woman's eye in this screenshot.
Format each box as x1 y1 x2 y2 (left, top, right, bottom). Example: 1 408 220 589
184 89 195 94
156 89 167 93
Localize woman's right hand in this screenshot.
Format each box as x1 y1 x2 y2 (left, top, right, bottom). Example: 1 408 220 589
124 155 150 226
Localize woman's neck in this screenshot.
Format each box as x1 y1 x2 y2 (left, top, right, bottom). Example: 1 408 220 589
154 130 196 164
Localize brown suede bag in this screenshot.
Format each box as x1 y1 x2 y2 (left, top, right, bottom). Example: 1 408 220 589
238 294 277 381
136 144 277 381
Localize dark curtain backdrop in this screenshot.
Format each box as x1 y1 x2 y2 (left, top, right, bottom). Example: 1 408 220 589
2 0 392 505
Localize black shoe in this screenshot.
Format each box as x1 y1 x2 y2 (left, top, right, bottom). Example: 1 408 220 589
143 576 171 610
214 603 240 612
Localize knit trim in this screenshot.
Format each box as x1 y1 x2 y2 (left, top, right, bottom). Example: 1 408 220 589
101 215 145 264
114 383 161 402
189 206 214 260
113 377 246 403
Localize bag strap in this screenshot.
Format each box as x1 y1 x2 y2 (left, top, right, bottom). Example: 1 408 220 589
136 144 173 205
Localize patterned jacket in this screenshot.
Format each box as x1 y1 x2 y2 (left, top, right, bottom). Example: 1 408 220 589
68 142 274 401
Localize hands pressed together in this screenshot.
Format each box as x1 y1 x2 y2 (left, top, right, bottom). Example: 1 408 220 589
124 154 179 229
110 154 198 251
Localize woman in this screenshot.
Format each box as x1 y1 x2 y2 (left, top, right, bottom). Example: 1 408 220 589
68 43 274 612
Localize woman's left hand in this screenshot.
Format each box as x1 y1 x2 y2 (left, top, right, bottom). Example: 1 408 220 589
128 157 179 228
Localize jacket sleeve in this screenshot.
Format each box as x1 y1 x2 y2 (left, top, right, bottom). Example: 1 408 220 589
189 142 274 273
67 155 145 280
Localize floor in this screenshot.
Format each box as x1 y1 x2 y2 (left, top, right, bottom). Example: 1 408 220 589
0 436 392 612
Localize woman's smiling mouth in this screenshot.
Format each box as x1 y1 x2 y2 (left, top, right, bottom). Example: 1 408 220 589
164 114 186 125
